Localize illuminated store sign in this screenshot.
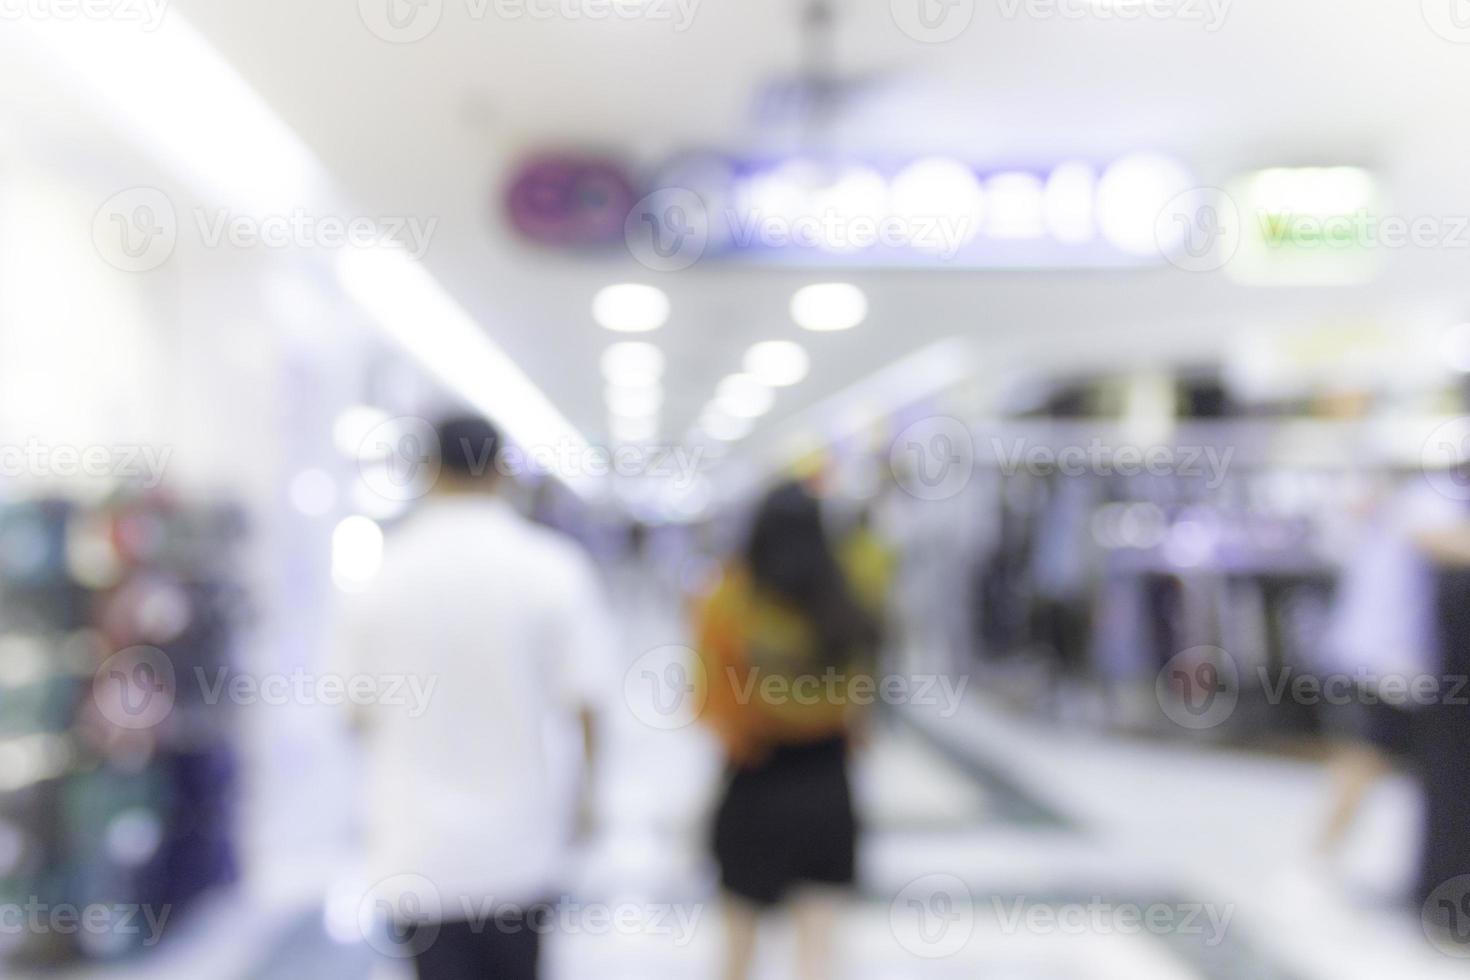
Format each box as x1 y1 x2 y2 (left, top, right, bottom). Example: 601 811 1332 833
505 152 1201 269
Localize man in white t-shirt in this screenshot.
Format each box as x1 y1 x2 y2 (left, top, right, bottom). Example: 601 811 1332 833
337 415 611 980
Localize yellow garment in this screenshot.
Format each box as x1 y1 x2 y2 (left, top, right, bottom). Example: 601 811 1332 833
695 534 891 765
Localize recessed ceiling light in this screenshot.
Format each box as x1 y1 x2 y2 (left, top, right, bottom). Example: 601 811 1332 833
593 283 670 332
610 415 659 444
606 384 663 418
1096 153 1193 256
700 409 754 442
743 340 810 387
601 341 665 387
790 283 867 332
715 373 775 418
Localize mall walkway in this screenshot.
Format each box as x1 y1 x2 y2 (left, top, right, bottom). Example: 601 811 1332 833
23 579 1462 980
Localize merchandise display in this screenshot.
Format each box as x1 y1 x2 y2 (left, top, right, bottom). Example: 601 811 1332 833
0 494 246 965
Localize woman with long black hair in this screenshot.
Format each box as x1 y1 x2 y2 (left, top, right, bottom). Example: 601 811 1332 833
696 481 887 980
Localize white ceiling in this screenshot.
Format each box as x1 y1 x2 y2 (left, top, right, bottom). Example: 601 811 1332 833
117 0 1470 445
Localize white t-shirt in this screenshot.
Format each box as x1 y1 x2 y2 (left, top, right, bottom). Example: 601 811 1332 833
337 496 612 909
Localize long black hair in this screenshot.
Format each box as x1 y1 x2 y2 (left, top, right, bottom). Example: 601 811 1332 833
744 481 876 666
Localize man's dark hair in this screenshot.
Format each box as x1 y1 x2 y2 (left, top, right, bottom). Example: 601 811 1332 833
435 415 502 479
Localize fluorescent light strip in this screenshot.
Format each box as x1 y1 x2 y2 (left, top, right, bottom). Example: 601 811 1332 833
337 247 593 490
29 14 592 493
24 17 325 213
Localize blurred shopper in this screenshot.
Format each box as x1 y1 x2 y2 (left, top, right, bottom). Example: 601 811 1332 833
336 415 611 980
1317 475 1459 866
696 481 883 980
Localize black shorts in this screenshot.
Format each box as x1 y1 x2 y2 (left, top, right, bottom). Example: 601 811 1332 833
1322 687 1416 758
403 913 541 980
712 736 857 906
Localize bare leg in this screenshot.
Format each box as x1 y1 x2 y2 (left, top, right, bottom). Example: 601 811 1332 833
792 888 842 980
1317 743 1390 858
721 893 760 980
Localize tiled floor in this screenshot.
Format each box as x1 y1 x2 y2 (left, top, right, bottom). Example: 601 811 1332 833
19 582 1466 979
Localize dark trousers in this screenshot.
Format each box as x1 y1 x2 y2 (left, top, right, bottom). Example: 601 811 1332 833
408 916 541 980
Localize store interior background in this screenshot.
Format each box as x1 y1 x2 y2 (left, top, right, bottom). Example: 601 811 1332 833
3 0 1470 977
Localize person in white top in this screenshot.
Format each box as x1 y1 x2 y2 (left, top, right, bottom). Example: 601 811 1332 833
336 415 612 980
